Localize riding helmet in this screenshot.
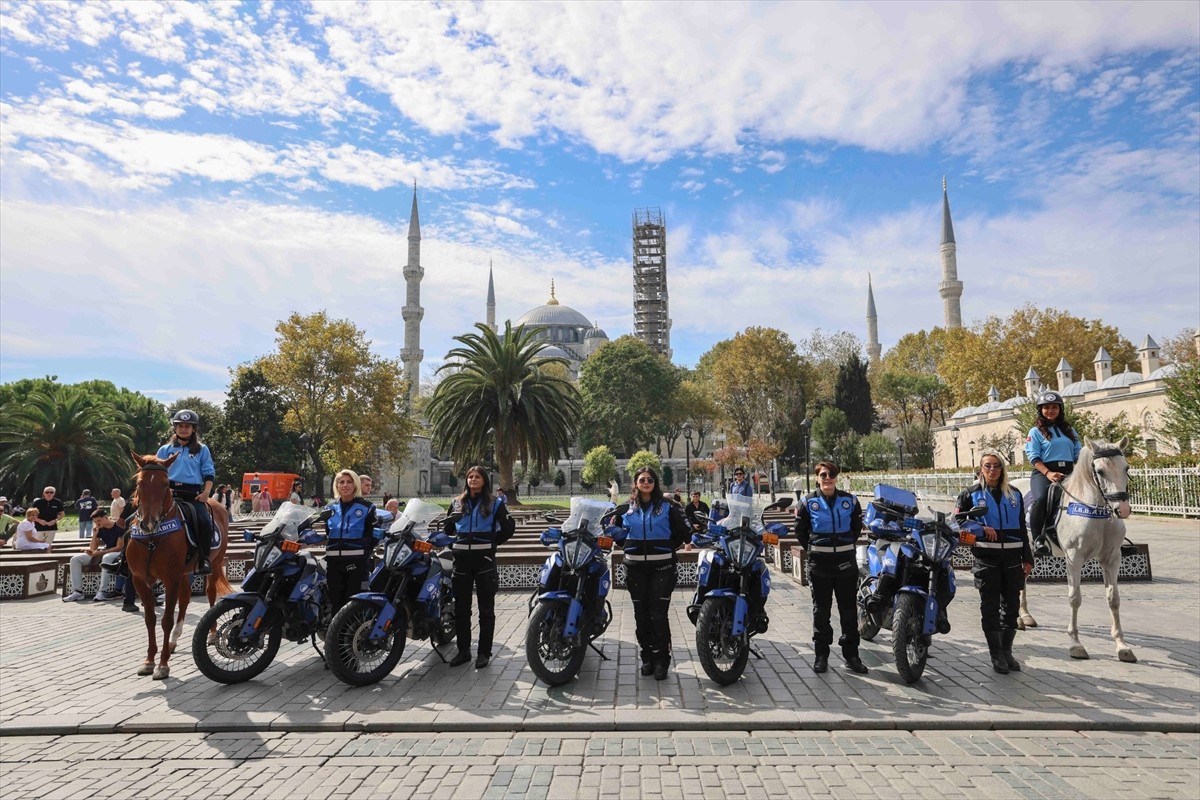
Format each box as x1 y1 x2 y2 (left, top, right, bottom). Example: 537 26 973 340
1035 390 1064 408
171 409 200 427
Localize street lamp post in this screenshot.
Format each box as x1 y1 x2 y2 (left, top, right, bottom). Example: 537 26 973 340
951 426 960 469
800 418 812 492
969 440 976 465
682 423 694 496
896 436 904 470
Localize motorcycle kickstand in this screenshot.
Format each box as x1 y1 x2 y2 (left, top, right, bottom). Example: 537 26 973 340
748 644 764 660
587 641 611 661
310 633 327 668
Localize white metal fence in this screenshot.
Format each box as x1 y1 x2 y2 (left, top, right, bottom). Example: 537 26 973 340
845 467 1200 518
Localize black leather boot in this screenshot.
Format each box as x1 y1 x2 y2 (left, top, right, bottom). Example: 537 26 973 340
985 630 1009 674
449 650 471 667
653 654 670 681
195 551 212 576
1001 629 1021 672
813 649 829 673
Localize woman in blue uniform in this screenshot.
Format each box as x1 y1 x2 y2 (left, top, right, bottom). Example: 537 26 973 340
156 409 216 575
325 469 377 617
1025 391 1081 557
447 466 515 669
956 452 1033 674
619 467 690 680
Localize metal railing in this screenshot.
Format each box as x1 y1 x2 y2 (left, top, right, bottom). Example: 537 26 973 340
845 467 1200 518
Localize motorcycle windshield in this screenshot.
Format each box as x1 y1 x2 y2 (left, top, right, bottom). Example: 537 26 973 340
562 497 616 535
725 495 760 533
388 498 445 537
258 501 315 542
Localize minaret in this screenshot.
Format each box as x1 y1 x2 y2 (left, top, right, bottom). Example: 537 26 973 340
938 177 963 329
866 273 881 365
400 183 424 404
486 260 496 333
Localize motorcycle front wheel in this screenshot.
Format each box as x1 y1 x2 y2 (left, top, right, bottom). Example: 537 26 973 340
192 598 282 684
696 597 749 686
891 593 929 683
526 600 586 687
325 599 407 686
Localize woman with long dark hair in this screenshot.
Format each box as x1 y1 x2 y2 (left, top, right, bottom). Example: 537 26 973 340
446 465 515 668
618 467 690 680
1024 391 1081 557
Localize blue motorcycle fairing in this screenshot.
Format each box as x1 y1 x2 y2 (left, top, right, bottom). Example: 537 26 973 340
238 597 271 639
764 522 789 537
696 548 718 589
535 590 573 603
759 566 771 599
564 597 584 637
705 590 748 636
538 552 563 585
540 527 562 546
881 546 900 577
598 571 611 599
922 594 939 636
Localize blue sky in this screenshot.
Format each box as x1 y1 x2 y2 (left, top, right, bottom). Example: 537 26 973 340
1 1 1197 405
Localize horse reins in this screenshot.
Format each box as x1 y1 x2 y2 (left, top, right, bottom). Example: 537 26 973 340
1056 447 1130 519
133 462 178 555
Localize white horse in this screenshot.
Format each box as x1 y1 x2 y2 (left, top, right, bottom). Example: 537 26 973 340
1015 438 1136 661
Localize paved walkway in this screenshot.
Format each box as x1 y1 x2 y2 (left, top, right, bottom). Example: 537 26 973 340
2 515 1197 798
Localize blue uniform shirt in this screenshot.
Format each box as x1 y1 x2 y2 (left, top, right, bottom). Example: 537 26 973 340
1024 426 1081 466
156 442 216 487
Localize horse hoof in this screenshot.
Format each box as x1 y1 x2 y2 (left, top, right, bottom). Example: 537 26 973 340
207 632 218 646
137 663 154 676
1020 615 1038 629
1118 649 1138 663
1016 619 1025 631
152 666 169 680
1070 645 1090 660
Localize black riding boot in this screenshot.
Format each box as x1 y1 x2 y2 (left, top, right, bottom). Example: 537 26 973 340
1030 500 1051 558
1001 628 1021 672
985 630 1010 674
195 545 212 576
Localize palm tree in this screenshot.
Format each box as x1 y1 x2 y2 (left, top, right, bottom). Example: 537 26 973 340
427 322 580 499
0 384 135 501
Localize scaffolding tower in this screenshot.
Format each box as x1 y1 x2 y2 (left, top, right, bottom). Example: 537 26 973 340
632 207 671 359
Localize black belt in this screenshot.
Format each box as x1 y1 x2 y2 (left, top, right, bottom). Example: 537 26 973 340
1040 461 1073 472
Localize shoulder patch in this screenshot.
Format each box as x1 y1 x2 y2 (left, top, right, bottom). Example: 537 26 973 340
841 499 851 509
809 500 821 511
354 508 364 518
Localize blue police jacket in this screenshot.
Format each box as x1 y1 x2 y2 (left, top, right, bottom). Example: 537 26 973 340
326 497 375 553
621 501 677 557
453 495 505 546
1024 426 1081 466
797 490 861 548
966 485 1025 543
156 442 215 489
729 479 753 498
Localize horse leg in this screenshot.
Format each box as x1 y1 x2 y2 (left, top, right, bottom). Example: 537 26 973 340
154 582 179 680
1017 586 1038 630
1102 553 1137 663
1066 557 1089 659
135 576 158 675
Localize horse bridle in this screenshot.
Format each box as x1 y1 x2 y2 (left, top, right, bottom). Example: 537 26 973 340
136 461 176 528
1090 447 1130 505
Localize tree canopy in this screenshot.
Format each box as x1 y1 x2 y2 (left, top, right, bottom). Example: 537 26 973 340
696 327 804 445
577 335 678 456
834 353 873 435
581 445 616 488
220 366 305 487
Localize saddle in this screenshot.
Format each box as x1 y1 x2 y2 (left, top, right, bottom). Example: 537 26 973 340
175 498 219 551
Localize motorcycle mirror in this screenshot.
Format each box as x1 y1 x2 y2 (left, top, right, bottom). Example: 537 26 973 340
765 497 794 511
968 504 988 519
315 508 333 523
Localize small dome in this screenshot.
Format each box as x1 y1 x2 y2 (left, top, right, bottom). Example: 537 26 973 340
584 324 608 340
1099 368 1143 389
950 406 977 420
1062 380 1097 397
976 401 1004 414
535 344 575 361
1148 364 1180 380
1001 395 1030 409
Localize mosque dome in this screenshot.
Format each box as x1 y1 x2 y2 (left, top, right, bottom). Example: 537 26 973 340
536 345 574 361
950 406 977 420
1099 368 1143 389
1148 364 1180 381
1062 380 1097 397
515 281 592 330
584 324 608 340
1001 395 1030 409
975 400 1005 414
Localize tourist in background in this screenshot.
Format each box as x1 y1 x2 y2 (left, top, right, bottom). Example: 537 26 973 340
75 490 98 539
32 486 64 543
729 468 753 499
13 508 51 552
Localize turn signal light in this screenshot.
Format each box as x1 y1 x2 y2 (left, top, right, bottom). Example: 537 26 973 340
960 533 976 546
280 540 301 553
761 533 779 546
597 535 614 550
412 540 433 553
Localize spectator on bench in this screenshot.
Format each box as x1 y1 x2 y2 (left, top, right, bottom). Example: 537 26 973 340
63 509 125 602
13 508 52 552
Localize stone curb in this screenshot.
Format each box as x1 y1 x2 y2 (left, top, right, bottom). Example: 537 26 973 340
4 716 1197 737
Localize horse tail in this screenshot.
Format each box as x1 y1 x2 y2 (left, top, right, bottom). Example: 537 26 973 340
208 566 234 598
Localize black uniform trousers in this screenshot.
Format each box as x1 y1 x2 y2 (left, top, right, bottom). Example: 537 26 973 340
453 550 499 657
808 552 860 658
1029 463 1073 540
625 560 677 663
972 548 1026 633
325 555 370 618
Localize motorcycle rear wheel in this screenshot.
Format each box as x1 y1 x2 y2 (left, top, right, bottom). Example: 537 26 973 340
325 599 407 687
696 597 749 686
891 593 929 683
191 598 282 684
526 600 586 686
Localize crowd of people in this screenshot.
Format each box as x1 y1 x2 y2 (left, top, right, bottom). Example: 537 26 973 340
5 392 1083 676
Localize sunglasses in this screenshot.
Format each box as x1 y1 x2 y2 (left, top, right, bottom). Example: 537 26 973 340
636 477 656 484
981 464 1003 471
817 472 833 479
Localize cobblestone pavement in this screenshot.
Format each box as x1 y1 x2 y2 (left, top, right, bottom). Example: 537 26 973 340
2 516 1197 798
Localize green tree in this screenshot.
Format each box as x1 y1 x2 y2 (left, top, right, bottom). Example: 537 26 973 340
0 384 134 501
662 464 674 487
1161 361 1200 452
810 406 850 461
626 449 663 479
796 328 864 404
427 322 580 499
874 371 951 430
553 469 566 489
578 336 678 455
255 311 417 496
834 353 873 435
860 433 896 471
582 445 616 489
221 366 304 487
675 379 721 458
696 327 805 444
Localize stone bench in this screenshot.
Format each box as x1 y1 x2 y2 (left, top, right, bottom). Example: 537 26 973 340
0 559 59 600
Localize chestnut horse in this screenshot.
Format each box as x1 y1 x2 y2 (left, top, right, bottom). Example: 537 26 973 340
128 451 232 679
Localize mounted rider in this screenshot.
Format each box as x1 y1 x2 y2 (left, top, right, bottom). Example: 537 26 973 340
156 409 216 575
1024 390 1081 558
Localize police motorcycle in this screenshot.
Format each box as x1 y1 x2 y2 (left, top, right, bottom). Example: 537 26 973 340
324 498 456 686
687 495 793 685
192 502 334 684
525 498 617 687
856 484 984 683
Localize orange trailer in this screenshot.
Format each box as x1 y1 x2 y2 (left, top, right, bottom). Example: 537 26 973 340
241 472 301 503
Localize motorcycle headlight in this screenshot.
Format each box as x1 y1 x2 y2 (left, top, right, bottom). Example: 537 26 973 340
387 541 414 569
256 542 284 572
922 532 953 562
562 538 593 570
725 538 758 569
